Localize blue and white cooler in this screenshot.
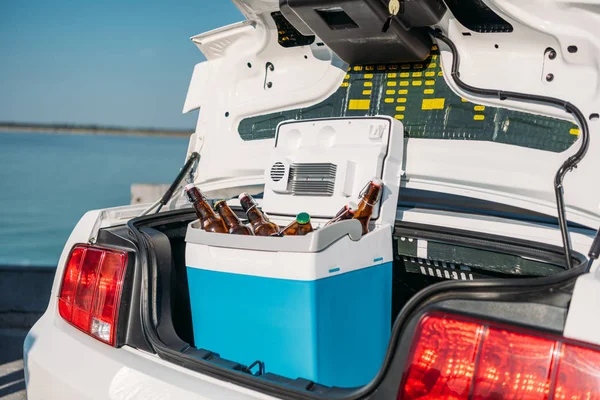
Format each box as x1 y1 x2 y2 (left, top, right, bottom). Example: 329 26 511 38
185 116 404 388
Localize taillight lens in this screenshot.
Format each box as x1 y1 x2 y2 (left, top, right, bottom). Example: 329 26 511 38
58 244 128 346
398 313 600 399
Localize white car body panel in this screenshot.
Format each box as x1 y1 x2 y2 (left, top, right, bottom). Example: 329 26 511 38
25 317 277 400
24 0 600 397
24 205 278 400
24 203 599 399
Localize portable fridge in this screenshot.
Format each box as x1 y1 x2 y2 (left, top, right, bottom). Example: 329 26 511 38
185 116 403 387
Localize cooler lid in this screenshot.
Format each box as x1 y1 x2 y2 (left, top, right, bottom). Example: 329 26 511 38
260 116 404 224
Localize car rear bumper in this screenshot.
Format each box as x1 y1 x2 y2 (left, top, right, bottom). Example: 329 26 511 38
24 311 278 400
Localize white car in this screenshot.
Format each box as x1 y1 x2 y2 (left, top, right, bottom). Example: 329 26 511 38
24 0 600 398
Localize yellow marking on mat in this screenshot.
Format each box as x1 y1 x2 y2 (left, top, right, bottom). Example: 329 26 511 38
400 72 410 78
387 81 397 87
353 66 363 71
431 45 438 51
394 114 405 120
364 73 373 79
341 82 349 87
400 81 409 86
364 81 373 87
570 128 580 135
385 98 394 103
424 89 434 94
425 71 436 77
365 65 374 71
387 73 397 78
398 89 408 95
348 99 370 110
377 65 386 71
428 63 437 68
422 98 445 110
425 80 435 86
397 98 407 103
344 74 350 80
362 90 372 95
401 64 410 69
474 105 485 111
389 65 398 70
461 98 469 103
386 89 396 95
415 64 424 69
396 106 406 111
412 72 423 77
431 55 438 60
438 71 444 76
412 80 423 86
474 115 485 121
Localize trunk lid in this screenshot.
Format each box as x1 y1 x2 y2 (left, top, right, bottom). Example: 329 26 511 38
180 0 600 229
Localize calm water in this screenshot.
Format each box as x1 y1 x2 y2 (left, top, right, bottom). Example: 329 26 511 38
0 132 188 266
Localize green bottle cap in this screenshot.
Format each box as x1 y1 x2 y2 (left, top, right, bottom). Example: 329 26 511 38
297 212 310 224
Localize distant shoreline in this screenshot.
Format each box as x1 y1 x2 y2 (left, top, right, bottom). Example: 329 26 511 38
0 123 192 138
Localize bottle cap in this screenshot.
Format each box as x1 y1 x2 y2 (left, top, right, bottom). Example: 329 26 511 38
297 212 310 224
371 177 383 187
238 193 249 200
184 183 196 192
348 201 358 212
213 199 226 208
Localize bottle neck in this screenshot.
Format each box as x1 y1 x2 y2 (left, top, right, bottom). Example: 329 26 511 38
245 205 265 224
298 221 313 234
216 203 241 229
187 188 218 221
361 183 381 206
194 201 218 221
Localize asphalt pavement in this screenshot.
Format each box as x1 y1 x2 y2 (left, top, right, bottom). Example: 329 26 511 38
0 328 27 399
0 266 55 400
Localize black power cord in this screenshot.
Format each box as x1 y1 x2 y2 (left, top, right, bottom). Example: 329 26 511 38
431 29 590 270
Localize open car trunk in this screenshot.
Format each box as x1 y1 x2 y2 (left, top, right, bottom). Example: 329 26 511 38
109 0 600 395
122 201 588 397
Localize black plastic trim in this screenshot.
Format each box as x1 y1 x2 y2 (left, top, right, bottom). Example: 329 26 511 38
94 226 152 351
394 221 587 270
127 208 588 400
444 0 513 33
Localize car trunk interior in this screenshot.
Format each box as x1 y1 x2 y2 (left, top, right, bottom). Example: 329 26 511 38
113 0 597 392
136 203 581 391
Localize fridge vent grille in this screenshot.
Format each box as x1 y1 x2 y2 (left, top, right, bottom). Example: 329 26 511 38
287 163 337 196
270 162 285 182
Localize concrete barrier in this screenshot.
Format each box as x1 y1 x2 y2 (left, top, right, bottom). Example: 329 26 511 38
0 266 56 329
131 183 170 205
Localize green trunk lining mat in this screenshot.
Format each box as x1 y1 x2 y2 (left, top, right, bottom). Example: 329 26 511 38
239 46 578 153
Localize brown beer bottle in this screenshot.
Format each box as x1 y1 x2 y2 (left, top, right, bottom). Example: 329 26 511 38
238 193 280 236
184 184 228 234
324 201 358 227
353 178 384 235
214 200 253 235
281 213 314 236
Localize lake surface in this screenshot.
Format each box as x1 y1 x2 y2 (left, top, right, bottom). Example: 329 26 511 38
0 132 189 266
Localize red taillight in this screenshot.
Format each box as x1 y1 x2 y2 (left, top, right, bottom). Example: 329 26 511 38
398 313 600 400
401 317 483 399
58 244 128 346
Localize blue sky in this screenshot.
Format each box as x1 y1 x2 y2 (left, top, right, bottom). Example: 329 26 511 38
0 1 243 129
